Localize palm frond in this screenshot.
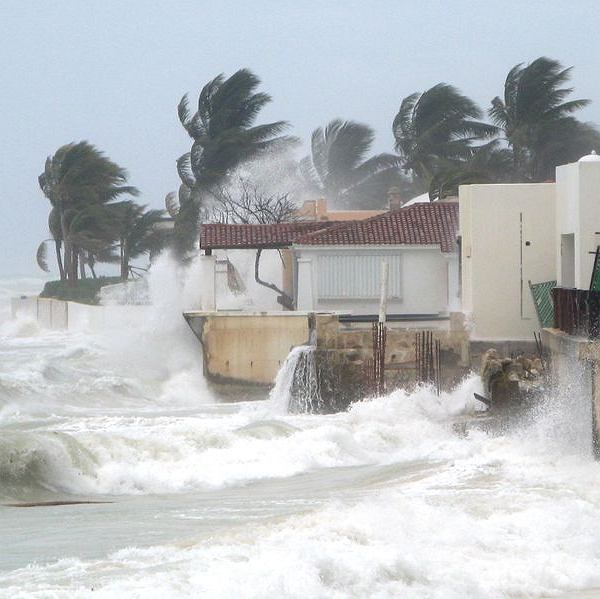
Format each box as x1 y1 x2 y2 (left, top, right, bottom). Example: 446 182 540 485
165 191 180 217
176 153 196 188
36 241 50 272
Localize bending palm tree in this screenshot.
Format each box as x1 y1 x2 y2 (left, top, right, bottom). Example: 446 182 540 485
393 83 496 190
300 119 401 208
175 68 296 259
110 202 166 281
38 142 138 284
489 57 600 181
428 140 513 200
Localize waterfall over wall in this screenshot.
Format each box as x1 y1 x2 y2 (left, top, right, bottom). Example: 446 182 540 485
270 345 322 414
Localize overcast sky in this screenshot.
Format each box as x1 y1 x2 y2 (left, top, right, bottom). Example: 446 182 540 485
1 0 599 276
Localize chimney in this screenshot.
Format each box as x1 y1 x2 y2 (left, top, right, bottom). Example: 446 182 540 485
387 187 403 211
316 198 328 220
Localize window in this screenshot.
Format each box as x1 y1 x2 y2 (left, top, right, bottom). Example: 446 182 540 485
317 254 402 299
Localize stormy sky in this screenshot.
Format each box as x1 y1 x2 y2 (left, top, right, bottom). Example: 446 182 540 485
1 0 599 276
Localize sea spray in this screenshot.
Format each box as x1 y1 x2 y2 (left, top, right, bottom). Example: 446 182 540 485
92 253 211 404
5 273 600 595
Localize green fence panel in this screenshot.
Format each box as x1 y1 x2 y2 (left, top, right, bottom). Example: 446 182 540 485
529 280 556 328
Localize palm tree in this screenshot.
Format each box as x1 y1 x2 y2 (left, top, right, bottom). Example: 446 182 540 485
175 68 296 258
38 142 138 284
36 207 65 279
300 119 401 208
489 57 600 181
393 83 496 190
428 140 513 200
109 202 165 281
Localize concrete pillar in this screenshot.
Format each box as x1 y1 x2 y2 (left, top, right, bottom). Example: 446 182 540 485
447 256 460 312
215 259 229 308
592 362 600 459
199 254 216 311
297 257 314 311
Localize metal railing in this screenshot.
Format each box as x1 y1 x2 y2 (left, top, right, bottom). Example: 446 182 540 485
552 287 600 338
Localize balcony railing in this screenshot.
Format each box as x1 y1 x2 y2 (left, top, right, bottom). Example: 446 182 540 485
552 287 600 338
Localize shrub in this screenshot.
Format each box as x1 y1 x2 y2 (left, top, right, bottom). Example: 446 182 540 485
40 277 121 305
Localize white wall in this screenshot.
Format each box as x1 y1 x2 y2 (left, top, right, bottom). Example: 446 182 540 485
556 159 600 288
9 296 151 333
460 183 556 340
294 246 455 315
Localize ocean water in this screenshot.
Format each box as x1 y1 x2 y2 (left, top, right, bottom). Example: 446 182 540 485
2 269 600 598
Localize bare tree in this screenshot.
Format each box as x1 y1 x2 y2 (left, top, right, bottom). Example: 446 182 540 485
208 178 298 308
208 178 297 225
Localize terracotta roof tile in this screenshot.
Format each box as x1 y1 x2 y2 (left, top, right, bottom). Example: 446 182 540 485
199 221 340 250
295 202 459 253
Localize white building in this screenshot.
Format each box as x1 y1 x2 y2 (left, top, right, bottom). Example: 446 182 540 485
293 202 460 319
198 202 460 325
555 152 600 288
459 153 600 341
459 183 556 341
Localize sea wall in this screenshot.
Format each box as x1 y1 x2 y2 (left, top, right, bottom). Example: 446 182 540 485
312 312 470 397
542 327 597 457
184 311 312 385
184 310 470 393
10 296 151 333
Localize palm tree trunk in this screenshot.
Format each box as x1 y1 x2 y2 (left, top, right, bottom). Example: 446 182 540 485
120 239 129 282
79 250 87 279
55 240 65 281
88 253 97 279
70 247 79 284
60 213 76 286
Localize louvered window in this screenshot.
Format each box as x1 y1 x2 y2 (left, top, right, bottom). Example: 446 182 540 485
317 254 402 299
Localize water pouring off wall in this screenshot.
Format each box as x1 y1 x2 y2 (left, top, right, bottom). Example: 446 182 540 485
270 345 322 414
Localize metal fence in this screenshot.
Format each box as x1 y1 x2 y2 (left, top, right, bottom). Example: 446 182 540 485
552 287 600 338
415 331 442 395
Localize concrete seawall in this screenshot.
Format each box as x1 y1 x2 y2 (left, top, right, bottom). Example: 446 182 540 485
10 296 151 333
184 311 471 389
184 311 312 385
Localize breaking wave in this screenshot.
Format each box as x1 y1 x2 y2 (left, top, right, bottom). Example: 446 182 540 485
4 265 600 597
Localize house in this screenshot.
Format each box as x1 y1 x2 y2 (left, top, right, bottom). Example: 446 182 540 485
190 200 466 387
198 201 460 324
555 152 600 289
459 183 556 341
292 202 460 322
459 152 600 342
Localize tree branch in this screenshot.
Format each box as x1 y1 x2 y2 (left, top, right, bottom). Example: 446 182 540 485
254 248 294 309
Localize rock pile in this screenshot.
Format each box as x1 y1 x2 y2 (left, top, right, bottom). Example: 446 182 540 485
481 349 544 410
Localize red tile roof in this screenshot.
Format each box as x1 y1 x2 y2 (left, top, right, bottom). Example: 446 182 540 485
199 221 340 250
295 202 459 253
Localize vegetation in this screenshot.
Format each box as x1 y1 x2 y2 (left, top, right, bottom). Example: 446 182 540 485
174 68 297 259
300 119 402 208
40 277 121 305
489 57 600 182
37 57 600 288
393 84 496 191
394 57 600 197
37 142 166 286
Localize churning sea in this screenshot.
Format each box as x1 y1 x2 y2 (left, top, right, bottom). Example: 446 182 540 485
2 266 600 598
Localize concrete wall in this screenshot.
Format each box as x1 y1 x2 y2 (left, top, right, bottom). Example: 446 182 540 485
184 310 470 388
459 183 556 340
9 296 151 333
313 312 470 391
542 327 596 457
184 312 312 385
555 159 600 288
295 246 456 316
